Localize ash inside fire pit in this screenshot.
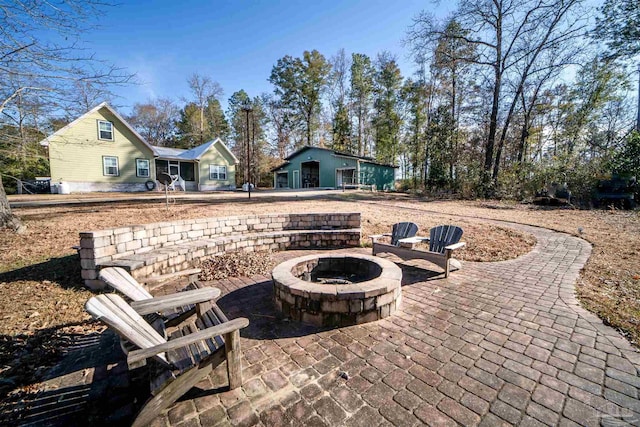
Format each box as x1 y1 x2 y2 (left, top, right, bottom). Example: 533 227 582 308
296 257 382 284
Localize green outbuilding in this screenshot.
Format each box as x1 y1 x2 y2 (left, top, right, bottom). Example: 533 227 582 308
272 146 397 190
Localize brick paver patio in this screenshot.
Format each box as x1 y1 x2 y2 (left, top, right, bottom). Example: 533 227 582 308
7 221 640 426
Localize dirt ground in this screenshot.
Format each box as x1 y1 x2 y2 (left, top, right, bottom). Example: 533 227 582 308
0 192 638 401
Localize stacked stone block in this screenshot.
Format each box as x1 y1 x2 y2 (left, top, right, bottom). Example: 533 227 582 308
79 213 361 289
272 254 402 327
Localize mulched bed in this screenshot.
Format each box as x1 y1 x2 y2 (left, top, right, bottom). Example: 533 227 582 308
198 251 275 280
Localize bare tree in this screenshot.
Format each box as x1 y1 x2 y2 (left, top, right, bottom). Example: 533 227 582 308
186 73 223 145
261 93 292 159
66 81 113 117
0 0 134 231
128 98 179 146
328 49 351 107
408 0 587 192
514 41 580 165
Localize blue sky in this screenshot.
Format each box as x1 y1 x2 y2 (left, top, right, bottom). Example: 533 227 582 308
87 0 454 113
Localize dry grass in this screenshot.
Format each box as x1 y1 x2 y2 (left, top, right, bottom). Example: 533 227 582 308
0 196 535 337
1 192 638 398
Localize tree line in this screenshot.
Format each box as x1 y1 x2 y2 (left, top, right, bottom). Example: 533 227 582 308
1 0 639 211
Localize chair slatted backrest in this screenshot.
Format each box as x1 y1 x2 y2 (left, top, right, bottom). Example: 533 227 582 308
99 267 153 301
85 294 169 365
429 225 464 254
391 222 419 246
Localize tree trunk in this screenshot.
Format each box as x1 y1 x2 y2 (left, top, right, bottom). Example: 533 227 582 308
485 69 500 189
636 62 640 132
199 105 206 146
484 11 503 196
306 110 312 146
357 106 363 156
413 107 420 189
0 175 25 233
450 67 457 181
517 113 530 164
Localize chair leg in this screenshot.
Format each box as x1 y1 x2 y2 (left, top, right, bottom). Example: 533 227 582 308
444 250 451 278
224 329 242 389
132 364 213 427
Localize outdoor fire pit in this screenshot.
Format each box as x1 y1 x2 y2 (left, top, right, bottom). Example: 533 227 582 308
272 253 402 327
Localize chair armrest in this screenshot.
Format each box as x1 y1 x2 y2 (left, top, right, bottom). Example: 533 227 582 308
127 317 249 365
131 288 221 315
141 268 202 285
445 242 466 251
398 236 430 244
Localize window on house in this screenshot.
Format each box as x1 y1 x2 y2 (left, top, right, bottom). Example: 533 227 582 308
98 120 114 140
103 156 119 176
136 159 150 178
209 165 227 180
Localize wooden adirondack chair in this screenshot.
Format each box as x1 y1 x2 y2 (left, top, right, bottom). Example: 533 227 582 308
99 266 155 300
369 222 419 247
99 266 202 297
86 291 249 427
371 224 466 277
99 267 204 328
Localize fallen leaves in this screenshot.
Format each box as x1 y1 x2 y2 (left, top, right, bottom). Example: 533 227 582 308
198 251 275 280
0 321 101 399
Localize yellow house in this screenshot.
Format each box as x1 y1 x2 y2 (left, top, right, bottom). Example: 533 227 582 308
40 103 238 192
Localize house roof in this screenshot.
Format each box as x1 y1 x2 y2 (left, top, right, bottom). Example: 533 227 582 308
38 102 239 164
38 102 157 154
272 145 397 171
153 138 239 163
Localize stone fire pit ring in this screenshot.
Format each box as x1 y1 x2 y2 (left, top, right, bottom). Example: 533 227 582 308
272 253 402 327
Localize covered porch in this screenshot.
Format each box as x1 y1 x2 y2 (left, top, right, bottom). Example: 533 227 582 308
154 158 198 191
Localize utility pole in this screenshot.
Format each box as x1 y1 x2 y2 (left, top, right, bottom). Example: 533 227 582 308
242 104 253 199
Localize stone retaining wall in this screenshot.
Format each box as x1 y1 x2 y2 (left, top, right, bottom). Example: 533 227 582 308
79 213 361 289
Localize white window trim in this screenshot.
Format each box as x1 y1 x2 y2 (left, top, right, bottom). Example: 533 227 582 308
136 158 150 178
209 164 227 180
169 160 180 177
103 156 119 176
98 120 114 141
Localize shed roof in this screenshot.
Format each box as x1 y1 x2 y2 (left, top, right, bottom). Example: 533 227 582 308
272 145 397 171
